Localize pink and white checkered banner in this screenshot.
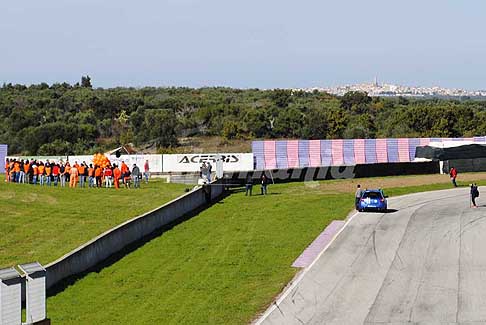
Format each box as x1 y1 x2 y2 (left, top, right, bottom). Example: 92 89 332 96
252 137 486 170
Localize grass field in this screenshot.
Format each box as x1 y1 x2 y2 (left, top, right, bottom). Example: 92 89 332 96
46 173 486 324
0 179 187 267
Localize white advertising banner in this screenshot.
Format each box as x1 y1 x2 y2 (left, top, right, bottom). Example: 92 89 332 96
67 154 163 173
108 154 162 173
163 153 253 173
67 155 92 165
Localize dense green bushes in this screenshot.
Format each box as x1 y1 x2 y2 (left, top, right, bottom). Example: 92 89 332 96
1 79 486 155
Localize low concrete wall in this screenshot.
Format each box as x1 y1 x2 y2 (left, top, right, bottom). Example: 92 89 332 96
45 179 224 290
166 173 200 185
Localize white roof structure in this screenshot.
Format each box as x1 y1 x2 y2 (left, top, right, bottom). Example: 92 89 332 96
428 141 476 148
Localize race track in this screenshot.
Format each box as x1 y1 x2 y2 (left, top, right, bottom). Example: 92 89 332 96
257 187 486 325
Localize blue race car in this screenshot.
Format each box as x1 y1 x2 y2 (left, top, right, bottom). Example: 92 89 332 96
358 189 388 212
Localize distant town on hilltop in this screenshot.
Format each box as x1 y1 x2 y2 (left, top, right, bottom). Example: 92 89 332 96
297 79 486 98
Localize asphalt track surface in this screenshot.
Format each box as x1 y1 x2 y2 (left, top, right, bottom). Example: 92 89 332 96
257 187 486 325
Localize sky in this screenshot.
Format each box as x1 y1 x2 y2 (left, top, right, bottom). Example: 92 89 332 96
1 0 486 89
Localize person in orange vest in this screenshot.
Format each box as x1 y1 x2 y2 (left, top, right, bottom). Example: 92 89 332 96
113 164 121 189
69 164 79 188
73 161 80 184
38 162 45 185
88 164 95 188
45 162 52 186
94 165 103 188
32 162 38 185
9 160 15 182
23 160 30 184
78 163 86 188
120 161 129 185
4 159 10 183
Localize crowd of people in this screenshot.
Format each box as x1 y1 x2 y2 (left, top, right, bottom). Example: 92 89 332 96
4 158 151 189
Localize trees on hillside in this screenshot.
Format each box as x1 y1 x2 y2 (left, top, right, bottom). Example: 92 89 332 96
1 82 485 155
81 75 92 89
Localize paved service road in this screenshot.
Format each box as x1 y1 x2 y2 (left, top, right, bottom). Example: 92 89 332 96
258 187 486 325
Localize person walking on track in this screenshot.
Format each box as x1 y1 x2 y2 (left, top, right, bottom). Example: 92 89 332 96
450 167 458 187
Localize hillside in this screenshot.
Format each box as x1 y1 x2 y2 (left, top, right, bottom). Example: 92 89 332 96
2 81 486 156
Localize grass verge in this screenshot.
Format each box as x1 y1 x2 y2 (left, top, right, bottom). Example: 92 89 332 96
46 173 486 324
0 179 187 267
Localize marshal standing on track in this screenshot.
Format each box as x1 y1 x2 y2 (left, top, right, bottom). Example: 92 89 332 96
355 184 363 210
470 183 479 208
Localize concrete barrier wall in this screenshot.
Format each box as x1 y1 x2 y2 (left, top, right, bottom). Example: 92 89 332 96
45 179 224 290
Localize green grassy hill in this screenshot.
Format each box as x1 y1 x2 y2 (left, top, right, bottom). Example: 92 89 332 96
0 179 187 267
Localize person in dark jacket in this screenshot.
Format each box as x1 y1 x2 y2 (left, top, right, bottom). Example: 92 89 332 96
355 184 363 210
245 174 253 196
59 163 66 187
261 174 268 195
471 183 479 208
207 162 212 182
132 164 141 189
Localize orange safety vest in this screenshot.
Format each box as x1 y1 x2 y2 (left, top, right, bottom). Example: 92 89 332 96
78 165 85 175
94 167 102 177
24 163 30 173
121 163 128 174
114 168 121 179
14 163 21 173
38 165 45 175
88 168 94 177
45 166 51 176
33 166 38 175
70 167 79 177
